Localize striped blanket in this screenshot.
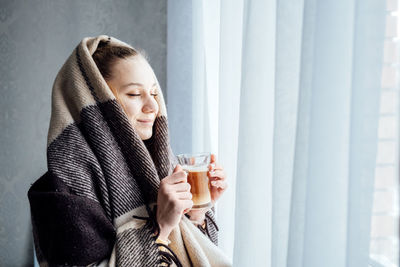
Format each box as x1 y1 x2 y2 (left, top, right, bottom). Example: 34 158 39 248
27 35 232 267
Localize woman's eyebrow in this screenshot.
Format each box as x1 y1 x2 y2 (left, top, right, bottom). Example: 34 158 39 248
122 82 157 89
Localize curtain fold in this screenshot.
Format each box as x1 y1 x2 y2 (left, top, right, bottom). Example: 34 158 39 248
217 0 244 261
191 0 387 266
232 0 277 266
346 1 386 266
273 0 304 266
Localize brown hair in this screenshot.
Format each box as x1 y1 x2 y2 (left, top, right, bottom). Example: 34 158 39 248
92 40 149 113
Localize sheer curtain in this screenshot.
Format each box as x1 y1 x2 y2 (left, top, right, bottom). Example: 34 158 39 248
192 0 387 266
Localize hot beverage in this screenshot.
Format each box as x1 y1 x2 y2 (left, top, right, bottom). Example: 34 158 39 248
185 166 212 209
176 153 212 210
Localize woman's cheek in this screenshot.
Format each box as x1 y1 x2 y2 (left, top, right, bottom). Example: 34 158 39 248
124 101 141 118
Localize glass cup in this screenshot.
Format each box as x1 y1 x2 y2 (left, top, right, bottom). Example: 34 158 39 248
176 152 212 210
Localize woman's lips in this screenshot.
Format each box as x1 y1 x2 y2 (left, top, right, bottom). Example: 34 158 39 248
137 119 153 125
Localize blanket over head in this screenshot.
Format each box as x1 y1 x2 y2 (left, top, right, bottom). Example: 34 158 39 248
27 35 232 267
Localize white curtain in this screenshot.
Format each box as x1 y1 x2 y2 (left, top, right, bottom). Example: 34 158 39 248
192 0 387 266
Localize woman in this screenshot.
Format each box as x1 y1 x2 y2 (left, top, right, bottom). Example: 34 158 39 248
28 35 231 267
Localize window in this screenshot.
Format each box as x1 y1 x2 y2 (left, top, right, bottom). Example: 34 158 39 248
369 0 400 266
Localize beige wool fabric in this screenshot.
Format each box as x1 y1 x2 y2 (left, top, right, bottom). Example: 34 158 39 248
28 35 232 267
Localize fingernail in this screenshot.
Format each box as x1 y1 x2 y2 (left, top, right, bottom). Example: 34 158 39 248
211 181 217 185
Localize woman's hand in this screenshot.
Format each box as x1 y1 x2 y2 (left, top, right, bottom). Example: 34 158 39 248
186 154 228 223
208 154 228 205
156 164 193 240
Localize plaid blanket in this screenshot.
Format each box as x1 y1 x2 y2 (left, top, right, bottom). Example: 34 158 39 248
27 35 232 267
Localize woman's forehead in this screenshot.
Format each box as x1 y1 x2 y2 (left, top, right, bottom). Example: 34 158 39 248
112 56 156 87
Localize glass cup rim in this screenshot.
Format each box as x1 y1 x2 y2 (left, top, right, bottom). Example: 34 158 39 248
176 152 211 159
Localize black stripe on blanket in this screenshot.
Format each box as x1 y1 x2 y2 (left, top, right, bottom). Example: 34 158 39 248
28 171 116 266
205 208 219 246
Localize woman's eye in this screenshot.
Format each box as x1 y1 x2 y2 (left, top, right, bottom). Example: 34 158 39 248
127 93 158 97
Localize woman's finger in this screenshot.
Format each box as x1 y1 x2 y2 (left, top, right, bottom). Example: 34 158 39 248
208 170 226 180
164 171 187 184
170 182 191 192
210 180 228 190
181 199 194 211
210 154 217 163
176 191 192 200
209 162 223 171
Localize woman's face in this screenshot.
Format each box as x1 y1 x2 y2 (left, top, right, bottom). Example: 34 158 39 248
107 56 159 140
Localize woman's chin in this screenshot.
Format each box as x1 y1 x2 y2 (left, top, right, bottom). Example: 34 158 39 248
139 131 153 141
131 121 153 140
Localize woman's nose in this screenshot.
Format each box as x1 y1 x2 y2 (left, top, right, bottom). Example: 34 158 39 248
142 94 158 113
